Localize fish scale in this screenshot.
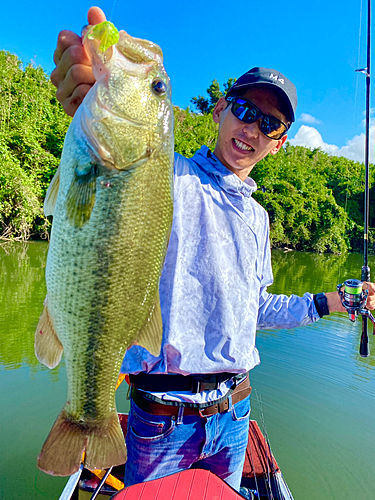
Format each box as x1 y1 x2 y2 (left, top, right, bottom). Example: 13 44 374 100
35 21 174 476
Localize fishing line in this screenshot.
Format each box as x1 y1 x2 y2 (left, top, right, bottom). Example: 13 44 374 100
254 389 275 500
247 431 261 499
109 0 118 22
353 0 364 125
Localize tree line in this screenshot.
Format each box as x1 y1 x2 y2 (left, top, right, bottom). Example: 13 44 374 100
0 51 373 254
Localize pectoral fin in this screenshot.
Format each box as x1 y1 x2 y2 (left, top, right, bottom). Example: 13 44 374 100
44 165 61 216
135 292 163 357
35 297 63 369
66 163 99 228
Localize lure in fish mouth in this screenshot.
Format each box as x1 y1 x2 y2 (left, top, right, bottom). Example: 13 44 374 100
35 21 174 476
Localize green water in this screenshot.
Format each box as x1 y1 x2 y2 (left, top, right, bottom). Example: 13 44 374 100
1 242 374 499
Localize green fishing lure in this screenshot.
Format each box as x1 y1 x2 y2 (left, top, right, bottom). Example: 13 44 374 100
85 21 119 52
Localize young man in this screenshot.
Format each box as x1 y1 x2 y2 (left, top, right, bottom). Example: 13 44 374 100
51 7 375 492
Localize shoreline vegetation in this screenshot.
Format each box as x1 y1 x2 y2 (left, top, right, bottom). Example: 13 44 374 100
0 51 374 254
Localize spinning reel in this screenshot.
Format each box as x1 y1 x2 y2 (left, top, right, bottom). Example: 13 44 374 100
337 279 374 325
337 279 375 357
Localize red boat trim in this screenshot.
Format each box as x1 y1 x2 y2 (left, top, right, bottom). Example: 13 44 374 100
243 420 280 478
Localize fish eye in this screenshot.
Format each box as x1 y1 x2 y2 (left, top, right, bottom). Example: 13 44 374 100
152 79 167 96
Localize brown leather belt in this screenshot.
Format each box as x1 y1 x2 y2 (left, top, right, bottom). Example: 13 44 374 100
131 375 251 417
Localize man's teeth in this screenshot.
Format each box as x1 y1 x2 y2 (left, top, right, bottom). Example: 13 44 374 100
234 138 253 151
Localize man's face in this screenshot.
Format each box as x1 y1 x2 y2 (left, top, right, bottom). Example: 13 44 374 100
212 87 289 181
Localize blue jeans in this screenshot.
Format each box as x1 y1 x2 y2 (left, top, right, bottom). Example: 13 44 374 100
124 394 250 492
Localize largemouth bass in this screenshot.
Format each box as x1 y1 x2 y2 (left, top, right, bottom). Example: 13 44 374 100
35 21 174 476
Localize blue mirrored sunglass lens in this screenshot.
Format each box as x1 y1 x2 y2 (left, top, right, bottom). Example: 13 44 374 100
233 101 259 123
230 99 287 139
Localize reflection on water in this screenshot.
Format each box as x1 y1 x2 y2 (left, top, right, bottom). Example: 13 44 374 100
1 242 48 371
1 243 375 499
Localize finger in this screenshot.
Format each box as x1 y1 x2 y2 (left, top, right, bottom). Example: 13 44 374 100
87 6 107 25
60 84 94 117
55 63 95 105
364 282 375 293
51 43 92 87
54 30 82 65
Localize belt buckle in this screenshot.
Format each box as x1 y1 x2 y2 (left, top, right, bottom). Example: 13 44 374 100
198 408 207 418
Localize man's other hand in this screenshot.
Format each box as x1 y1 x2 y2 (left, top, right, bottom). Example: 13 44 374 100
326 281 375 313
50 7 106 117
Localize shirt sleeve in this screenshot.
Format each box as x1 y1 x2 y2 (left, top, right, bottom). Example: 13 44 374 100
257 288 320 329
256 217 320 329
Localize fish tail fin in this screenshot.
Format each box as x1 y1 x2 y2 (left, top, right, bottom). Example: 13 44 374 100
37 409 127 476
37 409 87 476
85 414 127 471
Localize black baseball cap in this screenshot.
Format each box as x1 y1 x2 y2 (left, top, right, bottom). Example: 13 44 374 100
226 67 297 122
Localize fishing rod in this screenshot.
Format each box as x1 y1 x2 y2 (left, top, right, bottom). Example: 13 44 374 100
337 0 374 356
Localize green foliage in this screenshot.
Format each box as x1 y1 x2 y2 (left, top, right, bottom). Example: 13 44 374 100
0 59 373 255
252 144 374 254
0 51 71 240
174 107 218 157
191 78 236 114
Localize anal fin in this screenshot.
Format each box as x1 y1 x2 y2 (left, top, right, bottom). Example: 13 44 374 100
135 291 163 357
35 297 63 369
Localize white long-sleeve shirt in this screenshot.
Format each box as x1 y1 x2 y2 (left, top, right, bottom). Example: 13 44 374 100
121 146 319 403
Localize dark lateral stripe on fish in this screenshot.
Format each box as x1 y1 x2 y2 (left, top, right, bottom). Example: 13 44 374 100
82 247 113 420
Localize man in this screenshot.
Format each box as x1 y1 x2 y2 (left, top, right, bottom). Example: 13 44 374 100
52 6 375 492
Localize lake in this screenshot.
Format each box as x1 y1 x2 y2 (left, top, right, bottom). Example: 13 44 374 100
1 242 374 499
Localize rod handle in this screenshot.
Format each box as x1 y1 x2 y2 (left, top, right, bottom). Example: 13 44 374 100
360 317 370 357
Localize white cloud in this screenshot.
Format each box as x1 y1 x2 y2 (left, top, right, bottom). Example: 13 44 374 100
299 113 321 125
289 124 375 163
290 125 338 154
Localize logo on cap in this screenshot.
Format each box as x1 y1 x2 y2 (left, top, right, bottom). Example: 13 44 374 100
269 73 284 84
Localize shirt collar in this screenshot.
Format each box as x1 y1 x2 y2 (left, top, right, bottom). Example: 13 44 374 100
192 146 257 198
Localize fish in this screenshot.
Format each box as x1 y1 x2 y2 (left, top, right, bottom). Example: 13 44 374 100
34 21 174 477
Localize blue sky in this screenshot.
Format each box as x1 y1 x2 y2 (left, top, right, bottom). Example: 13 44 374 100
2 0 374 162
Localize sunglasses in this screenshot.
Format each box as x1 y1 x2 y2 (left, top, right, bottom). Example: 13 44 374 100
226 96 289 140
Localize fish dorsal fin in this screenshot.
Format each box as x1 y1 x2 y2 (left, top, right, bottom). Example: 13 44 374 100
136 292 163 357
66 163 99 228
44 164 61 216
35 297 63 369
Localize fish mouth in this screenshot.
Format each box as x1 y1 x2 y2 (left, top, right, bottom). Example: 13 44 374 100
117 31 163 65
82 24 163 66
